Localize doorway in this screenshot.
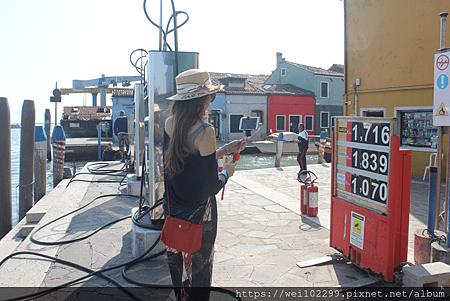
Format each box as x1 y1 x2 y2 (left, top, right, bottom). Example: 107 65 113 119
289 115 302 133
208 110 221 139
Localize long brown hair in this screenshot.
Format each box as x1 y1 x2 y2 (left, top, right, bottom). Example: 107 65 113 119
164 95 208 175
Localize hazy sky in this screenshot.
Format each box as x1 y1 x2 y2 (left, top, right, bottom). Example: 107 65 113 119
0 0 344 123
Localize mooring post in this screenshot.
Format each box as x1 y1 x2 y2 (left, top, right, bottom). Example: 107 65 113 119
0 97 12 239
318 131 327 164
34 126 47 204
19 100 36 221
98 124 102 161
45 108 51 161
275 132 284 167
52 126 66 188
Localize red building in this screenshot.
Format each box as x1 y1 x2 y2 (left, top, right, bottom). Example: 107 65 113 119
266 85 315 135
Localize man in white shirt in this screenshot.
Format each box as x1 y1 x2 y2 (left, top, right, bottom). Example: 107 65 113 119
295 123 309 173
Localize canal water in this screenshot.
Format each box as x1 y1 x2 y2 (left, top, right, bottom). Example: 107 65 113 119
10 127 317 226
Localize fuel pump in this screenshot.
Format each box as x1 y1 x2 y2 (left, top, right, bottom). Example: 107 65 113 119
297 170 318 217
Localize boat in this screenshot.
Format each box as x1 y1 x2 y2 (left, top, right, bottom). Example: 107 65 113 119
10 124 20 128
60 106 113 138
253 132 319 155
60 106 113 161
315 141 332 163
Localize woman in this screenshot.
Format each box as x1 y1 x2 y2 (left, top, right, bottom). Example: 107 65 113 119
163 69 246 300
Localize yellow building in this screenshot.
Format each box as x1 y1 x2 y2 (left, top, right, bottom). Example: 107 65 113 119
344 0 450 177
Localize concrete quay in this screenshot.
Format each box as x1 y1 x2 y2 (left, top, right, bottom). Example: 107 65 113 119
0 160 447 300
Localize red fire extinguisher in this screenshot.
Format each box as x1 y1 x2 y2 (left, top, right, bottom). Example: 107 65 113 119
300 184 308 214
307 182 318 217
297 171 318 217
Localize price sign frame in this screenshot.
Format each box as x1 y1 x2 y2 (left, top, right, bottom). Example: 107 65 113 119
330 116 411 282
332 117 396 214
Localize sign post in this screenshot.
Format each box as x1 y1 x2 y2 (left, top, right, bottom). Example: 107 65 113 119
433 12 450 237
330 117 412 282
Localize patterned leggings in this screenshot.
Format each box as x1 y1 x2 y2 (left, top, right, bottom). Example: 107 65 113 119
166 197 217 300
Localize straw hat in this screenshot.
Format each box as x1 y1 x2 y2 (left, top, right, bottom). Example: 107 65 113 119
167 69 224 101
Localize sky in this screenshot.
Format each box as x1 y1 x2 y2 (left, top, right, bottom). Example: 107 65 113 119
0 0 344 124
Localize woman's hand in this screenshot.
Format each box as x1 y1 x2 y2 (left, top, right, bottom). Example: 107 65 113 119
226 139 247 154
223 162 237 178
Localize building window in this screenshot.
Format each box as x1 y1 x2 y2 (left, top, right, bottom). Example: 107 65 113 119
305 115 314 131
401 111 437 149
251 110 264 124
320 81 329 98
320 111 329 128
230 114 244 133
276 115 286 131
281 68 286 76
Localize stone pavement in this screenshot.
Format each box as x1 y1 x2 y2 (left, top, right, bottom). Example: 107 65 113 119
0 160 446 300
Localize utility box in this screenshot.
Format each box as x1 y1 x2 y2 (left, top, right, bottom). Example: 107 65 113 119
330 117 412 282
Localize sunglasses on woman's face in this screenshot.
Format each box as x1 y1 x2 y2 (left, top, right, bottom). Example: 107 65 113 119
210 93 216 102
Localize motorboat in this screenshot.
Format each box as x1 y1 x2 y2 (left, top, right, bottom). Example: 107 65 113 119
253 132 319 155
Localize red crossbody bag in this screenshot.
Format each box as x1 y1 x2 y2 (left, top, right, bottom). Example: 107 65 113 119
160 177 206 254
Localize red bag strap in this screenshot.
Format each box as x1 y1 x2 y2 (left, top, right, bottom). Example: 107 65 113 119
165 173 171 216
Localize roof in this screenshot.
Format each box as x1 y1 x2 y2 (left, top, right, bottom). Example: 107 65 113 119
262 83 315 96
209 72 314 96
287 61 344 77
328 64 344 74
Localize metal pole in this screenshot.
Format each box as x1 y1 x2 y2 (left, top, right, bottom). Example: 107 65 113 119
446 132 450 235
436 12 448 231
98 125 101 161
436 126 443 229
429 167 438 235
435 12 449 231
440 12 448 50
19 100 35 221
100 87 107 107
275 132 284 167
159 0 163 51
0 97 12 239
34 126 47 204
45 108 51 161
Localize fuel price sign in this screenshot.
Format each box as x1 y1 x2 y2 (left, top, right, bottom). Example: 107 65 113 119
333 118 394 214
331 116 411 282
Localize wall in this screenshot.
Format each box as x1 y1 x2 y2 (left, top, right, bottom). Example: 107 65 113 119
225 94 267 141
344 0 450 177
208 93 227 140
268 95 315 135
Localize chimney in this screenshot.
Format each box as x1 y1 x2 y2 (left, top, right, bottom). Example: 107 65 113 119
276 52 284 67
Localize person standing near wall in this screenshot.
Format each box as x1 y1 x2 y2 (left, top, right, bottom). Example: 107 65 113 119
295 123 308 174
113 110 129 162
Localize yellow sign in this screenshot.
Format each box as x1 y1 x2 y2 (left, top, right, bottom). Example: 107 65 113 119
353 219 361 234
350 212 365 249
436 102 449 116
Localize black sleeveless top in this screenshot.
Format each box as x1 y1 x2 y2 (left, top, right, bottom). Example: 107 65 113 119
163 123 228 223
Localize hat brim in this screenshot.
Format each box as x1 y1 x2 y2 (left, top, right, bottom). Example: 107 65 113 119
167 85 224 101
